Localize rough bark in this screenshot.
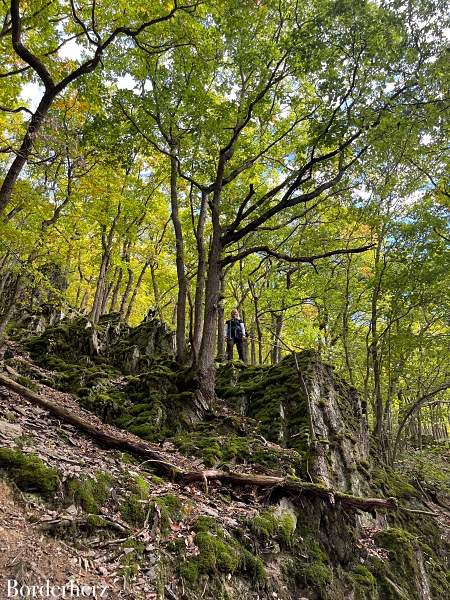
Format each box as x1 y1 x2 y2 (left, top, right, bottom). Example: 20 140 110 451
197 154 226 403
119 267 134 320
271 313 284 364
170 151 188 362
0 92 55 215
0 275 25 341
150 261 162 319
91 249 111 324
216 273 225 361
249 282 263 364
370 236 386 447
192 191 208 358
108 267 122 313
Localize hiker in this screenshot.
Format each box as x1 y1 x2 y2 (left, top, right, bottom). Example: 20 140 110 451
224 308 246 361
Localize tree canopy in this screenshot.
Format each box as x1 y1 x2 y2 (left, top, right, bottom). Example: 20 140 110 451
0 0 449 456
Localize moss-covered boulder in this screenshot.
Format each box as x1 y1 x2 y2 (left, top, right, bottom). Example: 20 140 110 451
0 448 59 495
25 310 175 375
217 352 369 493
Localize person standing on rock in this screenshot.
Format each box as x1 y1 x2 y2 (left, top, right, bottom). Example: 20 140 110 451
224 308 246 362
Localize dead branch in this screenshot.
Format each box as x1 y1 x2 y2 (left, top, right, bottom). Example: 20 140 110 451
0 373 396 513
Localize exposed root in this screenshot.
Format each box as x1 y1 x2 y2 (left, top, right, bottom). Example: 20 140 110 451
0 373 396 514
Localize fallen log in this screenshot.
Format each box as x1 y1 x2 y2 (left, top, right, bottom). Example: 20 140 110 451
179 469 397 511
0 373 396 513
0 373 180 478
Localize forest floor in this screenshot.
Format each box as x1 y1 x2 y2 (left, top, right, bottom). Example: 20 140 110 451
0 343 271 599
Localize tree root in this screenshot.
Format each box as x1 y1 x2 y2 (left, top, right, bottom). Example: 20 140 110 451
0 373 397 513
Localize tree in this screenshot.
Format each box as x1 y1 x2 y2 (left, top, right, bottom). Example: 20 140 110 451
0 0 198 215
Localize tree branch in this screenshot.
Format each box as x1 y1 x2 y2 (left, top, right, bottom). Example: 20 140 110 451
221 243 375 267
10 0 55 90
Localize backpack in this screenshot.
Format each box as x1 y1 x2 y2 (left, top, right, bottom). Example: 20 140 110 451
228 318 243 340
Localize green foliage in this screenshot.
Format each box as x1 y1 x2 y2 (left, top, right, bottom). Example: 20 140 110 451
0 448 59 496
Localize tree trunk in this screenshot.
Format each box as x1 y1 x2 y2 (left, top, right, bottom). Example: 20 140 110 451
371 238 385 447
91 250 111 323
119 267 134 320
250 322 256 366
192 191 208 358
170 150 188 362
197 155 227 405
217 272 225 361
342 255 355 386
109 267 122 313
91 208 120 323
0 275 25 341
271 313 284 364
249 283 263 365
0 93 55 216
150 261 162 319
100 278 114 317
125 260 149 323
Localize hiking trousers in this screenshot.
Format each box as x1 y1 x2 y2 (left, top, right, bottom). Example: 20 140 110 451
226 338 244 361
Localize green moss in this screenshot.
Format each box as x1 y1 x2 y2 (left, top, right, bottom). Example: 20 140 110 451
118 540 145 579
67 472 112 514
420 544 450 598
247 508 296 547
179 560 200 585
196 531 240 573
0 448 59 495
86 514 109 528
155 493 183 533
241 549 266 582
372 467 419 499
352 564 376 588
15 374 39 391
299 561 333 586
180 519 266 587
370 528 419 599
375 527 416 564
151 475 165 485
193 516 219 533
120 475 150 526
305 538 328 563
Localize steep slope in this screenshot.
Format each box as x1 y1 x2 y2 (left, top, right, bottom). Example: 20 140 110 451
0 319 449 599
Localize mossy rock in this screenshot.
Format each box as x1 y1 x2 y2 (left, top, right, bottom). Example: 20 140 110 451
369 528 420 600
0 448 59 496
120 475 150 526
179 518 266 587
371 467 419 499
352 564 377 598
66 472 112 514
299 561 333 586
247 508 296 548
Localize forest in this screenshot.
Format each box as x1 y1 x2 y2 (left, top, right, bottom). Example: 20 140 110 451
0 1 449 599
